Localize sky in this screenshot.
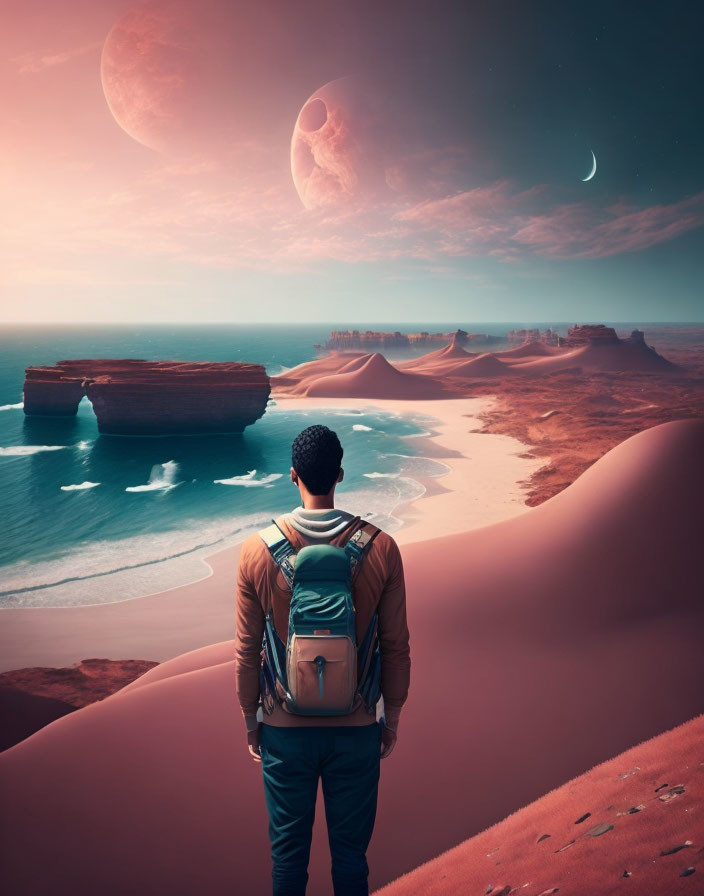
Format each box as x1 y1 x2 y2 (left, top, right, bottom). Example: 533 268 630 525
2 0 703 324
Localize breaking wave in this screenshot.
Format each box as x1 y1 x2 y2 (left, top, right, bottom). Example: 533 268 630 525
213 470 284 488
60 481 101 491
126 460 182 493
0 511 275 608
0 445 66 457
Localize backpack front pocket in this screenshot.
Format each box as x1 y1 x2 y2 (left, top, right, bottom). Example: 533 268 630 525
287 634 357 712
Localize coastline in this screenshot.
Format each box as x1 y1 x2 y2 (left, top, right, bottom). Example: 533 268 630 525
271 395 545 545
0 394 544 672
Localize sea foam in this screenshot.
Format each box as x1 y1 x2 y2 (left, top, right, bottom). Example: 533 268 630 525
0 445 66 456
126 460 182 492
214 469 283 487
60 481 101 491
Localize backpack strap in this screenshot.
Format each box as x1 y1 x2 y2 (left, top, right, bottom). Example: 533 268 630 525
259 516 381 589
344 520 381 583
259 519 297 589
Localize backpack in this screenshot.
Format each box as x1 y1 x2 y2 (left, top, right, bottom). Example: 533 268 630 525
257 516 383 717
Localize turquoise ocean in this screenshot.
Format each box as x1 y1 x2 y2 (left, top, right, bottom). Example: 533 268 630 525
0 322 683 607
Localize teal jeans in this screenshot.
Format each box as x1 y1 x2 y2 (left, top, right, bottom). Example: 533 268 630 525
259 721 383 896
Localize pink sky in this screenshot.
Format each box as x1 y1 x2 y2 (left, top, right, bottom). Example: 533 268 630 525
2 0 703 323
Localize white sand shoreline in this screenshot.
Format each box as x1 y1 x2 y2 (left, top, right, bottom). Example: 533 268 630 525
272 395 544 546
0 394 544 671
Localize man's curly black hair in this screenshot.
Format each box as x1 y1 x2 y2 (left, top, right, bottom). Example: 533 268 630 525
291 424 343 495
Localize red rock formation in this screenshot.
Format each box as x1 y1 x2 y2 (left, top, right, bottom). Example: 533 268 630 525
23 360 270 435
0 659 159 751
20 365 86 415
315 328 502 351
0 658 160 709
566 323 620 346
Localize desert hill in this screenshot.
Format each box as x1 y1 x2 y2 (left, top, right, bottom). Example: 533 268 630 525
444 351 513 378
270 351 367 395
498 339 559 360
396 332 480 373
1 419 702 894
305 351 451 398
272 327 677 401
376 712 704 895
514 328 677 374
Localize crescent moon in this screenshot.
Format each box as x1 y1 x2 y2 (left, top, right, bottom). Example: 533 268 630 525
582 150 597 182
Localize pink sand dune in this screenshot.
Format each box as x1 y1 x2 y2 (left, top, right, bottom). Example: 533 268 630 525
396 335 479 373
305 352 451 399
335 353 376 374
377 712 704 896
270 351 368 395
515 339 676 374
1 419 702 895
0 687 76 752
117 641 235 696
497 339 560 360
443 351 515 378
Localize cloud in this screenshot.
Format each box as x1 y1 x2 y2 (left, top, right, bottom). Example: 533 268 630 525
391 181 704 261
13 41 103 74
510 190 704 259
4 143 703 292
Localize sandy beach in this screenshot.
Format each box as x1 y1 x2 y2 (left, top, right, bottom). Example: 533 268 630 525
272 395 545 544
0 394 543 672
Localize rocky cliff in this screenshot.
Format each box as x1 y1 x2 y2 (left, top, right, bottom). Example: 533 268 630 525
23 359 270 435
566 323 621 346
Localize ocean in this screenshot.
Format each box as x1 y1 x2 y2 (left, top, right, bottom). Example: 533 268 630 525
0 321 688 608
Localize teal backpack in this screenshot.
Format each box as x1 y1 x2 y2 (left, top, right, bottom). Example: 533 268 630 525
258 516 383 716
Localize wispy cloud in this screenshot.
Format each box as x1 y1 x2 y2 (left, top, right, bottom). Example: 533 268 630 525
510 190 704 259
4 145 703 291
391 181 704 261
13 41 103 74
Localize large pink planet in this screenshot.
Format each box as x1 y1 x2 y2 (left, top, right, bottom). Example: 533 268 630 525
291 76 393 210
100 2 205 153
100 1 269 156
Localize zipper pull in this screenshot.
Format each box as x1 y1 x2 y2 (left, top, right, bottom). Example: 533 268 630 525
315 656 326 698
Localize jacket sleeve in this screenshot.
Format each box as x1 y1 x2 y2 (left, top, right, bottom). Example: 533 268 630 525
377 537 411 731
234 540 265 723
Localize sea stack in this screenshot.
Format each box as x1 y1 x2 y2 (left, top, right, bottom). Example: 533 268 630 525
23 360 271 435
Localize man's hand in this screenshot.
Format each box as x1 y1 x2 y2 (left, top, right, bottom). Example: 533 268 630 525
247 728 262 762
380 724 397 759
245 714 262 763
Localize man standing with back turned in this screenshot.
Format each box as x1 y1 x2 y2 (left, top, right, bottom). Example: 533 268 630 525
234 424 411 896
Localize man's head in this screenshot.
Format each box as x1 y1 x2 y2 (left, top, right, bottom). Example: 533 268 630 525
291 424 344 502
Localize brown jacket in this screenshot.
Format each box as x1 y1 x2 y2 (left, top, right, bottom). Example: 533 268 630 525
234 514 411 728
